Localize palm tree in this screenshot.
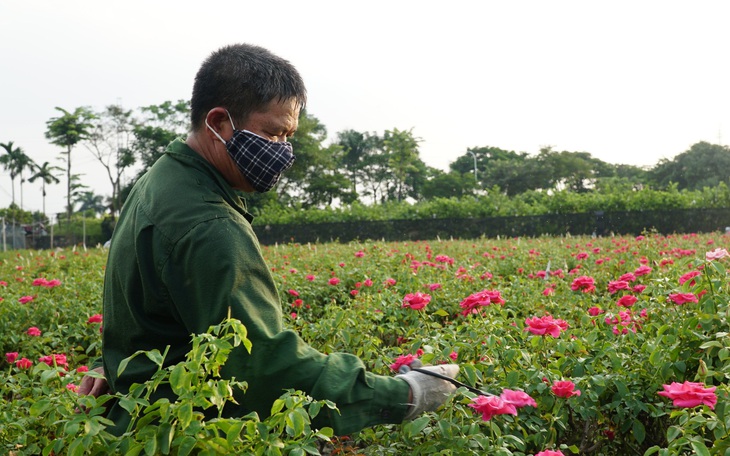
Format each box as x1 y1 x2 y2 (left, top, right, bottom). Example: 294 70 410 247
14 150 36 210
45 107 95 222
0 141 35 208
74 191 107 216
28 161 62 216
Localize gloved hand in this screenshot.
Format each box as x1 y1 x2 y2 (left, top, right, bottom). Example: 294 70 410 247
395 361 460 420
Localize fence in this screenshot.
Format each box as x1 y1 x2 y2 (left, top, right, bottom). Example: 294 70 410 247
5 208 730 249
252 208 730 245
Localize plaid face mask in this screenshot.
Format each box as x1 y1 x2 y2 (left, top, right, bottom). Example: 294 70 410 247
207 111 295 192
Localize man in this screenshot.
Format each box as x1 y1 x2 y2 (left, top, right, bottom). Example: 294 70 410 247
79 43 458 436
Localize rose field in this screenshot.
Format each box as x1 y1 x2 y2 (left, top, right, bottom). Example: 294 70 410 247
1 232 730 455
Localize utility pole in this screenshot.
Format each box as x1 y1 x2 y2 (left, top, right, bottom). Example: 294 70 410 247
467 150 478 184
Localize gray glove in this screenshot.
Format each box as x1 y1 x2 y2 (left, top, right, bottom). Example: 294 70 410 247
396 362 460 420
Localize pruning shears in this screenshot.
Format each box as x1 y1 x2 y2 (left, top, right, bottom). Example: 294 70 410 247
398 364 494 397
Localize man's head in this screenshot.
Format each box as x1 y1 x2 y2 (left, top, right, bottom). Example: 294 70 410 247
187 44 306 192
190 44 307 132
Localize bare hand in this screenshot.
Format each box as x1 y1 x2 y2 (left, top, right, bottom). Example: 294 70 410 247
77 366 110 398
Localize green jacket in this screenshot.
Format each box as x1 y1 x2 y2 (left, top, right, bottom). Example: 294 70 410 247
101 139 410 435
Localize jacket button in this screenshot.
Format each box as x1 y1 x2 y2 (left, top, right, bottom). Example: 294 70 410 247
380 408 391 419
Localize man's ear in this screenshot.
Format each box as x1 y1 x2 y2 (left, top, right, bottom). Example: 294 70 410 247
205 107 233 141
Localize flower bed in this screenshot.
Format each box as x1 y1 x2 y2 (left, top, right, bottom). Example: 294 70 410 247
1 233 729 455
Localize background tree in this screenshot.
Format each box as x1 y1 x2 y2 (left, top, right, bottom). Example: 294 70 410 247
272 110 353 208
84 104 137 217
648 141 730 191
74 190 107 216
381 128 425 202
131 99 190 176
335 129 379 198
420 169 476 200
0 141 23 206
45 107 95 223
28 161 62 216
0 142 37 209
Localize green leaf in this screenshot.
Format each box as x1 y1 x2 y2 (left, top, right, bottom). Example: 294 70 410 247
614 379 629 398
67 437 85 456
287 409 306 436
407 415 431 436
433 309 450 317
157 422 173 454
271 398 285 415
177 436 197 456
308 401 322 418
178 402 193 429
632 420 646 444
666 425 682 442
144 349 165 367
170 364 189 394
649 348 663 366
699 341 723 349
462 363 478 387
30 398 51 417
689 439 711 456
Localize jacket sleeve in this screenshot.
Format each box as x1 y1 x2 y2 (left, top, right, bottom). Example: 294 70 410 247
161 215 411 435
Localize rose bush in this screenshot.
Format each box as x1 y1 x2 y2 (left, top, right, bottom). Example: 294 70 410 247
1 232 729 455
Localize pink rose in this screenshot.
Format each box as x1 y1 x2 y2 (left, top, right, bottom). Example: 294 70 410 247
43 279 62 288
668 293 699 305
570 276 595 293
536 451 565 456
15 358 32 369
328 277 340 286
87 314 103 324
468 395 517 421
588 307 604 316
6 352 19 363
459 289 504 315
679 270 701 286
616 295 638 307
39 354 67 367
500 389 537 408
551 380 581 398
618 272 636 282
658 381 717 409
402 292 431 310
634 265 652 276
607 280 630 294
706 248 729 261
389 354 419 372
524 315 569 338
26 327 42 337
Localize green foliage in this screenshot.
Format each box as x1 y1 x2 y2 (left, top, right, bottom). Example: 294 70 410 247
649 142 730 191
252 184 730 226
1 234 730 453
0 259 336 454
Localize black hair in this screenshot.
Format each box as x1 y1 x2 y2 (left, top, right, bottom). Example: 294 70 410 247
190 44 307 130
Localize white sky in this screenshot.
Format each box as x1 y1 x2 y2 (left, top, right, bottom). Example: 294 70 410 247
1 1 729 218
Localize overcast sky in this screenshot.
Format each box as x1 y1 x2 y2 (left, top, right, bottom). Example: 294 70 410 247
1 1 729 218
